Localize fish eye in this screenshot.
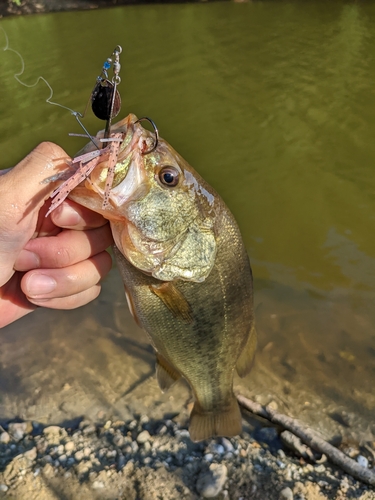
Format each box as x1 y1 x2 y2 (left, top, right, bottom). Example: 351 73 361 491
158 166 180 187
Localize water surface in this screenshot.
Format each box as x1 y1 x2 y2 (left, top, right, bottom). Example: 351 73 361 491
0 2 375 441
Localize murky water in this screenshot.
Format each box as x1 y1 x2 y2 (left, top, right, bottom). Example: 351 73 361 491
0 2 375 441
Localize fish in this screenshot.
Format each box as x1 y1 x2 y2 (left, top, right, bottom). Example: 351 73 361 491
65 113 256 442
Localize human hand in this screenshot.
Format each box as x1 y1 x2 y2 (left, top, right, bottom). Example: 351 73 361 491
0 142 114 328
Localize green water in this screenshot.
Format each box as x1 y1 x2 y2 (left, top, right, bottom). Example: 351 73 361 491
0 3 375 439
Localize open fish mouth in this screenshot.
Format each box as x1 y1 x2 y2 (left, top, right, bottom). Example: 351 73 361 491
85 114 160 209
45 114 157 216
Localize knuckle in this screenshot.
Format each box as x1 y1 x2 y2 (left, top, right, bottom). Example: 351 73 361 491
52 245 75 267
34 141 66 159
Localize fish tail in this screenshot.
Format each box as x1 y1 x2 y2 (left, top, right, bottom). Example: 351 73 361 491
189 396 242 442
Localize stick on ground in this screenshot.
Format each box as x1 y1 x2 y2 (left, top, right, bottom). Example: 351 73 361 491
237 394 375 487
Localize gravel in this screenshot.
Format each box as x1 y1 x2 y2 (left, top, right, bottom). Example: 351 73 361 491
0 435 9 446
136 430 151 445
196 463 228 498
0 415 374 499
280 486 294 500
7 423 32 442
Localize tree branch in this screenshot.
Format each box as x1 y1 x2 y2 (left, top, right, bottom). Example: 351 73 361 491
237 394 375 487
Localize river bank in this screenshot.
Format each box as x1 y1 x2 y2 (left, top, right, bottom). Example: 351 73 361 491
0 0 225 18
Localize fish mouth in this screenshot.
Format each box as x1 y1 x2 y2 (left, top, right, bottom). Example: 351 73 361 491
109 113 158 157
90 114 154 208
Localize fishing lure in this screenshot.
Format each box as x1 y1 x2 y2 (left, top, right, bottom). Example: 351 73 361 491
90 45 122 137
45 134 123 216
46 116 159 216
45 51 159 215
45 46 126 215
1 29 158 214
2 28 124 162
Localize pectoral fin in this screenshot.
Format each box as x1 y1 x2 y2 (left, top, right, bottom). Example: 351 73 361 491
236 324 257 378
155 353 181 392
149 282 193 323
123 285 142 328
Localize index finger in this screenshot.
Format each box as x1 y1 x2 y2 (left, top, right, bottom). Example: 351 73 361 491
16 225 113 271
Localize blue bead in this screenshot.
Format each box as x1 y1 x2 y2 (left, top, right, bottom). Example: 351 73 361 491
103 61 111 70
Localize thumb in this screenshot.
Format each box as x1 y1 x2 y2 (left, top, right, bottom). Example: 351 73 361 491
0 142 70 286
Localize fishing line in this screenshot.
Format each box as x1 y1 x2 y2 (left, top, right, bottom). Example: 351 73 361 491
0 26 99 148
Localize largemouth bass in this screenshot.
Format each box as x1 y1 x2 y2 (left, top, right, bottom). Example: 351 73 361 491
67 114 256 441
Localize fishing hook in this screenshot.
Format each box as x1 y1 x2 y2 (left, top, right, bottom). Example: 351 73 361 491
135 117 159 154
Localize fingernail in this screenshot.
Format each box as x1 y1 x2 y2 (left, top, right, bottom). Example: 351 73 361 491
52 202 81 226
26 274 57 297
15 250 40 271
